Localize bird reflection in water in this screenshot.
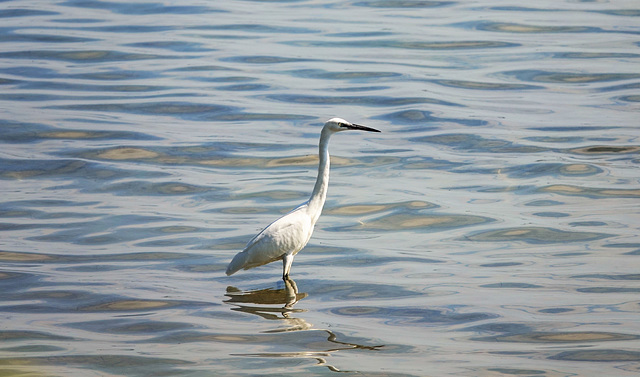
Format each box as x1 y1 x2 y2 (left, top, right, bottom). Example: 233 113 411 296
224 279 383 371
225 278 308 327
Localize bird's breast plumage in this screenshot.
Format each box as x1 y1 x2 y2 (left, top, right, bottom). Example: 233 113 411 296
240 205 314 269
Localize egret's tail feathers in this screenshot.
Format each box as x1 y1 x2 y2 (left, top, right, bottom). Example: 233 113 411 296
225 251 249 276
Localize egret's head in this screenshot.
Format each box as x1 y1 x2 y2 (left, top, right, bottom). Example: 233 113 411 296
324 118 381 133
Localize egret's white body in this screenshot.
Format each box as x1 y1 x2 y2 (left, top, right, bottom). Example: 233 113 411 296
226 118 380 279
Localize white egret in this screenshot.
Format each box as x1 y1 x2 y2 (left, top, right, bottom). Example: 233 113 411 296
226 118 381 280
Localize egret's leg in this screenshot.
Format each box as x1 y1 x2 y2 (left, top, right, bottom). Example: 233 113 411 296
282 254 294 280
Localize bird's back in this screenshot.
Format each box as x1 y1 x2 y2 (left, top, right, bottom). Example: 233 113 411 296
225 204 314 275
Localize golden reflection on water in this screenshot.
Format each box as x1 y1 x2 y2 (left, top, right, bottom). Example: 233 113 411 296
0 251 53 262
540 185 640 198
326 200 434 216
351 212 491 231
467 226 610 243
491 23 582 33
97 147 159 160
41 131 95 139
474 331 639 343
81 299 178 312
266 155 355 168
0 364 50 377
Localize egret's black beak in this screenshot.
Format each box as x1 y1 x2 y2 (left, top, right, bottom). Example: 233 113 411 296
345 123 381 133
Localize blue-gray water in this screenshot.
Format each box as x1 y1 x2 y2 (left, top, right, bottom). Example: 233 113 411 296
1 1 639 376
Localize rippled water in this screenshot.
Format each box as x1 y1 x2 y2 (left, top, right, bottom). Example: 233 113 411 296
1 0 639 376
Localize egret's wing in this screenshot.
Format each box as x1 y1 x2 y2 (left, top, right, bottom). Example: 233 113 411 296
226 205 312 275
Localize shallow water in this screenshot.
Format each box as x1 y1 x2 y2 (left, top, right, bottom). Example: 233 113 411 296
1 0 639 376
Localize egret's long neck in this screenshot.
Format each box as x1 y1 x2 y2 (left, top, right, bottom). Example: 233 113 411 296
307 128 332 224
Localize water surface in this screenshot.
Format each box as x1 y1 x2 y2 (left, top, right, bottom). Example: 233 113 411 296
1 0 639 376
